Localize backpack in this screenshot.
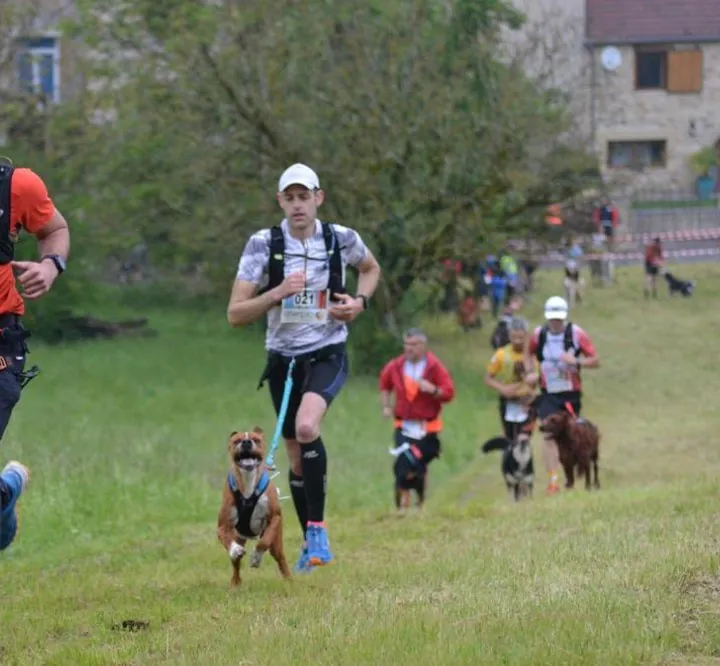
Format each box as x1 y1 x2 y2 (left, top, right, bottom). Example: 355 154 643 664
258 221 346 299
535 322 579 363
0 164 16 265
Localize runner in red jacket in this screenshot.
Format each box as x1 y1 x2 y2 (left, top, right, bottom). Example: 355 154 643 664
379 328 455 512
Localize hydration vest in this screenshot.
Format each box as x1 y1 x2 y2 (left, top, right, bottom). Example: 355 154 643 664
0 164 16 265
536 322 580 363
258 222 346 299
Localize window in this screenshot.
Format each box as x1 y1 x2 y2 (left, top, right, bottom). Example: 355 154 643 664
635 46 703 93
635 49 666 89
17 37 60 103
607 141 667 169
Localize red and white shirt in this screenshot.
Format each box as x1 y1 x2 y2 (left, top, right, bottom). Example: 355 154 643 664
528 324 596 393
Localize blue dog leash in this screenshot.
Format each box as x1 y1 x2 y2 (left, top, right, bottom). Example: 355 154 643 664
265 357 296 470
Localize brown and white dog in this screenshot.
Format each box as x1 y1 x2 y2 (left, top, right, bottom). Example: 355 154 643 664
217 428 291 587
539 411 600 491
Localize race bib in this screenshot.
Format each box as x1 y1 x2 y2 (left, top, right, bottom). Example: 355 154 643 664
280 289 329 324
401 420 426 440
505 400 529 423
545 361 573 393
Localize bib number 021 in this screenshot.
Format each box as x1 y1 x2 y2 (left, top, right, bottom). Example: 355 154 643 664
293 291 316 306
280 289 330 324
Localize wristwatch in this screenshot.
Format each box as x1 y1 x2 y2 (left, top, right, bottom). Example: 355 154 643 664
357 294 369 311
41 254 66 275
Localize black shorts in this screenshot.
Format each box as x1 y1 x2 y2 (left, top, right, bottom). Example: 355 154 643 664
602 226 613 239
264 343 348 440
537 390 581 420
645 262 659 276
393 428 441 463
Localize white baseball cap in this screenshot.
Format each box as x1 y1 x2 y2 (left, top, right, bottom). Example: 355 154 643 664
544 296 569 321
278 163 320 192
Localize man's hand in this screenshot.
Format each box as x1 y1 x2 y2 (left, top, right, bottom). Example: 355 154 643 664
560 352 578 366
418 379 437 394
273 271 305 300
500 385 517 399
12 260 59 300
382 405 393 418
524 371 539 386
329 293 364 322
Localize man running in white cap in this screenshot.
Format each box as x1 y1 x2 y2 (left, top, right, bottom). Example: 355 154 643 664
526 296 599 494
227 163 381 571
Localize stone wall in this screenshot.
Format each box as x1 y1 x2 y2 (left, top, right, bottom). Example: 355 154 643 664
591 43 720 192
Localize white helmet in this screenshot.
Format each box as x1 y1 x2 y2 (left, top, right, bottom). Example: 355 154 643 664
544 296 569 321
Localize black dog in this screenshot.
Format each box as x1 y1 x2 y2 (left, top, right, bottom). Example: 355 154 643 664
482 433 534 501
664 271 695 297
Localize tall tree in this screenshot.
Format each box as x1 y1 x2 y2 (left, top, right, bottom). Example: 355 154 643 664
35 0 600 365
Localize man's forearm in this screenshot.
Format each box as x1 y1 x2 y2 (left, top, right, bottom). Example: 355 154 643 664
38 227 70 260
356 264 380 299
579 355 599 369
228 288 282 328
380 390 393 410
484 376 506 395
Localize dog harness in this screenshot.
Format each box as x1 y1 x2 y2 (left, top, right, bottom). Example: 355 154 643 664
227 470 270 539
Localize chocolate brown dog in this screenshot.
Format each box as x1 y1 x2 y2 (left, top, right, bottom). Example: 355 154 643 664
217 428 291 587
539 411 600 491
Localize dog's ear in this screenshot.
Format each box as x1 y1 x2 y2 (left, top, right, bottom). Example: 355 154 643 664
229 431 239 438
252 426 264 435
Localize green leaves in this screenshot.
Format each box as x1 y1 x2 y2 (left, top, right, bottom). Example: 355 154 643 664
6 0 600 353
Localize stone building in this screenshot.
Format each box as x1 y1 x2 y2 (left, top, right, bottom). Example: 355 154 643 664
585 0 720 193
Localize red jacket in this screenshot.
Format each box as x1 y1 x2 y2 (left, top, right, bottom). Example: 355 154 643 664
378 352 455 422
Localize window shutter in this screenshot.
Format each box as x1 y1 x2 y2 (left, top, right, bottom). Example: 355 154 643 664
667 49 703 93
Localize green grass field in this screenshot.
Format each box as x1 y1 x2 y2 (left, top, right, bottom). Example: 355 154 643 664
2 264 720 665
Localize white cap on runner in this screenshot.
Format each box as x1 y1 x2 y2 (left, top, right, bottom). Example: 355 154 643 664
544 296 569 320
278 163 320 192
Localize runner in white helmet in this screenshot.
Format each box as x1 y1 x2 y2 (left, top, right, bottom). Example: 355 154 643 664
525 296 599 495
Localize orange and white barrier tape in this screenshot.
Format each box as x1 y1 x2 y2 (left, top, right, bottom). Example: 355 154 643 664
543 247 720 262
613 227 720 244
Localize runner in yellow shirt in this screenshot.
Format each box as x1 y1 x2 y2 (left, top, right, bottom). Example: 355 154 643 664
484 317 538 441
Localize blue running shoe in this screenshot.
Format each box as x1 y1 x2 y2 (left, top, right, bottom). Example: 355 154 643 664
306 522 334 566
1 461 30 552
293 544 314 574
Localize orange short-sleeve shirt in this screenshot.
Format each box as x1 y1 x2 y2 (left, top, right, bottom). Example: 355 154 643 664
2 168 56 315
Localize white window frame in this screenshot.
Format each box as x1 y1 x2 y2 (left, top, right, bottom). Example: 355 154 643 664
18 34 61 104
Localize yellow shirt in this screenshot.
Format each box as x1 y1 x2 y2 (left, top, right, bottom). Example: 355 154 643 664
487 345 535 384
487 345 539 423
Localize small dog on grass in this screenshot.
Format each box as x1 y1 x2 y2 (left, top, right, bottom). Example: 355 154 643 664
482 431 534 501
564 260 585 307
216 428 291 588
663 271 695 298
539 411 600 491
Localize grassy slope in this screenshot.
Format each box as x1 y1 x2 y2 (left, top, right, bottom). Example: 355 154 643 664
2 265 720 666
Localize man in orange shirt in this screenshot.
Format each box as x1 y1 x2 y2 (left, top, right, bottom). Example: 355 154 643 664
0 160 70 552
